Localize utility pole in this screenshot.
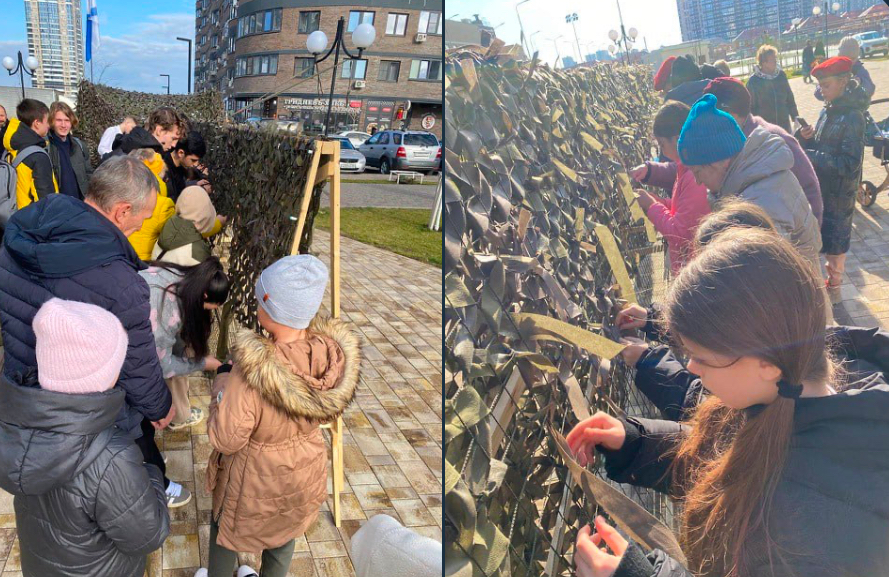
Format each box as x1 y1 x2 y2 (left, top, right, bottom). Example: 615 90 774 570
566 13 582 63
160 74 170 95
517 0 532 59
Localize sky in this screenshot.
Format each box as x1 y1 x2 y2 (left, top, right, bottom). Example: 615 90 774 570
0 0 196 94
446 0 683 66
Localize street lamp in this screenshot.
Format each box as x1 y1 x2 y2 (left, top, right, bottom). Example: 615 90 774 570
176 37 192 94
160 74 170 95
2 52 39 100
566 13 582 63
307 18 375 136
548 34 564 68
813 1 841 58
530 30 542 52
516 0 532 60
609 0 638 66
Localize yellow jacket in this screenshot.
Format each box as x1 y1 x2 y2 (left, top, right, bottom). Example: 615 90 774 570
128 175 175 261
3 118 58 209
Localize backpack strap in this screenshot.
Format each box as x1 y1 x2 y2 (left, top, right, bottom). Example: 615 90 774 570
11 145 49 168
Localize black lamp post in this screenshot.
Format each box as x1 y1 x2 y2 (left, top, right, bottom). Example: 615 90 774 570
160 74 171 95
176 37 192 94
307 17 376 136
2 52 39 100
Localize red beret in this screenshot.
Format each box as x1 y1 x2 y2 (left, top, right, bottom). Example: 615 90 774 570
812 56 853 79
654 56 676 91
703 76 751 116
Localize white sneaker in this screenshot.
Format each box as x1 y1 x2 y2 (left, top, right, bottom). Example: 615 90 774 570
237 566 259 577
193 570 208 577
168 407 207 430
165 481 192 508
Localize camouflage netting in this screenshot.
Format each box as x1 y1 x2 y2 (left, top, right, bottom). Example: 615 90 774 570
74 81 325 358
198 123 325 357
75 80 224 165
444 45 676 577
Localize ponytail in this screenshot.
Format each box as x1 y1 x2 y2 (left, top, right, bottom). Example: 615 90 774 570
150 257 229 359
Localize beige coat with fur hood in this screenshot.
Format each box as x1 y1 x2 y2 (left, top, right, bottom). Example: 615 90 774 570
205 317 360 553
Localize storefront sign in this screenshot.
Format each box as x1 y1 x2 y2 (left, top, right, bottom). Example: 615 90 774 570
421 114 436 130
365 99 397 132
280 97 357 114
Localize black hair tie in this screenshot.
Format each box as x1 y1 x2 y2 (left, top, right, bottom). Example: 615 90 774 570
777 379 803 399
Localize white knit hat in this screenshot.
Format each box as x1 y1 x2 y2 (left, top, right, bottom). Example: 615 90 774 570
255 255 328 329
838 36 861 61
33 298 128 394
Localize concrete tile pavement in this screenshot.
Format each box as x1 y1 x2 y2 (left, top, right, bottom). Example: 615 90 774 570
790 60 889 328
0 234 442 577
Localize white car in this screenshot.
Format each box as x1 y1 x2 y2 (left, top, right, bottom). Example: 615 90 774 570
854 31 889 58
337 131 372 148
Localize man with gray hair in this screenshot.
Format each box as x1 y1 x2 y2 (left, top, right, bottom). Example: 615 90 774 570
0 155 189 507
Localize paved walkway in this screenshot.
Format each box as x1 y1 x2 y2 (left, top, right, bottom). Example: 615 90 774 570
790 60 889 328
0 234 442 577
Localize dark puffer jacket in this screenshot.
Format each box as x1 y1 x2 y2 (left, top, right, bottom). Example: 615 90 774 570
798 81 869 255
603 376 889 577
0 194 172 436
746 68 799 131
0 374 169 577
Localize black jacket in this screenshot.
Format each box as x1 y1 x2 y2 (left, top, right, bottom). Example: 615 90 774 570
663 79 709 107
603 376 889 577
47 131 92 200
634 325 889 421
99 127 162 165
162 150 188 202
798 81 868 205
0 194 173 436
0 374 169 577
746 70 799 132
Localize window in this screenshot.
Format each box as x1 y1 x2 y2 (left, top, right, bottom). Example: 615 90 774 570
378 133 390 145
299 11 320 34
212 35 219 48
365 133 381 144
294 57 315 78
378 60 400 82
392 133 402 145
235 54 278 77
342 59 367 79
405 134 438 146
409 59 442 80
237 9 282 38
348 11 374 32
386 13 408 36
418 11 442 35
228 36 235 53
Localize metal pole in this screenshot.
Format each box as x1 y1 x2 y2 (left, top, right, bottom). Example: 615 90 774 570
516 1 531 59
824 2 828 59
324 19 344 136
615 0 630 65
177 37 192 93
18 53 25 100
571 19 583 62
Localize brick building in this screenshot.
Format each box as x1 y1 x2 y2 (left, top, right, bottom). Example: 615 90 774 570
194 0 443 137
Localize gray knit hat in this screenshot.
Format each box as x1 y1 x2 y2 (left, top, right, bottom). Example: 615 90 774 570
256 255 328 329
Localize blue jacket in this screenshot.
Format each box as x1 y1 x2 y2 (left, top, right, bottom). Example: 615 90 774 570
0 194 172 436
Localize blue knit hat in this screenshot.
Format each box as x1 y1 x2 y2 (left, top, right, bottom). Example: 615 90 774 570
677 94 747 166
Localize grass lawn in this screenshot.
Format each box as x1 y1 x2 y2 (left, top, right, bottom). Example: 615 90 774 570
315 208 442 267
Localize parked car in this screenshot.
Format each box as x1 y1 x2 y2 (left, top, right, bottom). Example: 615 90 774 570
330 136 366 173
854 31 889 58
358 130 442 175
337 130 373 147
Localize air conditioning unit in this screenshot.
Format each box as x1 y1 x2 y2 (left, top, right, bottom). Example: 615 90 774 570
415 33 428 43
353 80 366 89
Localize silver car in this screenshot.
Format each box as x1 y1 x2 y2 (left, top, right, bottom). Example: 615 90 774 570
331 137 366 173
337 131 372 148
358 130 441 175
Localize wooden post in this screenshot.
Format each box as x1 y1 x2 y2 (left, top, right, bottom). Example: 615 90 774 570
293 139 345 527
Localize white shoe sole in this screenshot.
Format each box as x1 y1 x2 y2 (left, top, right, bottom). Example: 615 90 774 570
167 491 192 509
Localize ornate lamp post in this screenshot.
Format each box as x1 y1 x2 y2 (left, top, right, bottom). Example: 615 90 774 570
2 52 39 100
307 18 376 136
812 2 841 58
608 26 638 66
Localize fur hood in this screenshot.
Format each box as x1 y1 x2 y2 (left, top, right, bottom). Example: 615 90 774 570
231 317 361 422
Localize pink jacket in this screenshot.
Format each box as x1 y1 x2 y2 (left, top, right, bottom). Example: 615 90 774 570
644 162 710 274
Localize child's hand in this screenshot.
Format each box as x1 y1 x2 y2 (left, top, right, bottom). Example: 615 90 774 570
204 356 223 371
566 412 626 466
615 303 647 330
629 164 649 182
619 337 649 368
634 189 656 212
575 517 628 577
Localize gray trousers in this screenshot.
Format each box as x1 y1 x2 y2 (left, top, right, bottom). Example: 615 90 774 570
208 517 296 577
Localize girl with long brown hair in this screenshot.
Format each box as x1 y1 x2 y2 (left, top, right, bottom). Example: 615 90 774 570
567 227 889 577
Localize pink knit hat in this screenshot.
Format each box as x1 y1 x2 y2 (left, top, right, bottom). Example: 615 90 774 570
33 298 129 394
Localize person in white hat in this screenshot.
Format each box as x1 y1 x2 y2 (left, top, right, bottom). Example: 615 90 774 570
195 255 361 577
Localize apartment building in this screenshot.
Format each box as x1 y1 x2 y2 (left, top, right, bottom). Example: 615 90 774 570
23 0 84 97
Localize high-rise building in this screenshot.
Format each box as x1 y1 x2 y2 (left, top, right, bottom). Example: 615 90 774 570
676 0 839 42
24 0 84 97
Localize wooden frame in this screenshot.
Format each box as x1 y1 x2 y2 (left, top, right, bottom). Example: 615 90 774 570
292 139 345 527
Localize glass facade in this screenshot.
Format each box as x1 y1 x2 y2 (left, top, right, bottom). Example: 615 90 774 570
25 0 83 96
